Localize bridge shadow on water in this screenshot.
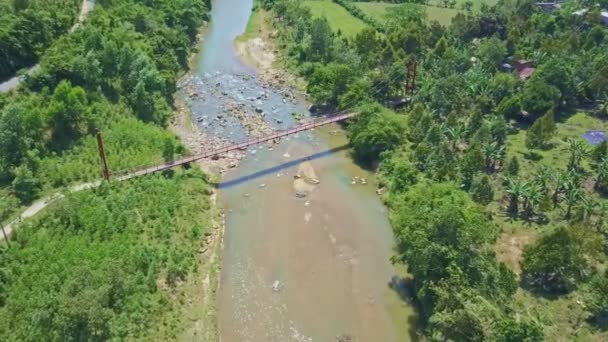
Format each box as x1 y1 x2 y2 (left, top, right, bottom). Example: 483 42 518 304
214 144 350 189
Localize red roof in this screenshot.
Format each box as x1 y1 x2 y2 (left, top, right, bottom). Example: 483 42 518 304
518 67 535 80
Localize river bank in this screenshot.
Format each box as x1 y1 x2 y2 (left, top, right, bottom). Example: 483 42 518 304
208 2 417 341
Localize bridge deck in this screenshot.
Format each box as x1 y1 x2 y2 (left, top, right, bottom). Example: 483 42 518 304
118 112 356 180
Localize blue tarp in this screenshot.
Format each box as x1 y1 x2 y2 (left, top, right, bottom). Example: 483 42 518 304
583 130 608 145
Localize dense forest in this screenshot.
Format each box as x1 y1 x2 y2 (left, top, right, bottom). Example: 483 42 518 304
0 0 210 207
0 0 82 80
0 0 216 339
263 0 608 339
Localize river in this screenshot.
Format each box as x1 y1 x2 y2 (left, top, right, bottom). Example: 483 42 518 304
183 0 418 340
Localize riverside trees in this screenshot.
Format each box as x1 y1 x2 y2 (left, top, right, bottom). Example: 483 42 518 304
0 0 213 339
266 0 608 339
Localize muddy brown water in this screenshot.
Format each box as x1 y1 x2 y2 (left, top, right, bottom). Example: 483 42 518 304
186 0 418 340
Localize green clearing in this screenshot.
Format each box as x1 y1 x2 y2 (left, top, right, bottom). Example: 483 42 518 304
506 112 606 177
354 1 461 26
304 0 369 36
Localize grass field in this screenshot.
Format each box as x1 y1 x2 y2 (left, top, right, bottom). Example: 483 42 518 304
354 1 461 26
304 0 369 37
500 111 608 341
505 112 607 177
236 5 270 42
427 0 498 10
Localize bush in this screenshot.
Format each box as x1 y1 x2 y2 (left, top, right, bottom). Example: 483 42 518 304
521 226 602 294
348 103 406 165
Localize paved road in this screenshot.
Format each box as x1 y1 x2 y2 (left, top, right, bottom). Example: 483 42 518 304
0 0 96 93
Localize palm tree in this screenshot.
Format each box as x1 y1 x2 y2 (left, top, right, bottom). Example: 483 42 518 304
594 201 608 233
533 165 554 193
562 183 583 220
551 170 569 207
593 157 608 191
576 196 598 224
566 138 589 171
506 177 527 216
482 142 504 172
521 185 544 218
444 126 465 151
594 98 608 118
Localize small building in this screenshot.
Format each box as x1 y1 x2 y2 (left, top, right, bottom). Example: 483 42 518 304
513 60 535 80
535 2 561 12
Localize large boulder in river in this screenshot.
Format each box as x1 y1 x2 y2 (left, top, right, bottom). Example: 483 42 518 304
308 104 322 114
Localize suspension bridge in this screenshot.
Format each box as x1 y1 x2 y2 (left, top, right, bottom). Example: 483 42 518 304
108 112 358 181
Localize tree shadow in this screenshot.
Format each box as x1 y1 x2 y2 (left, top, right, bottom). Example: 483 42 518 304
587 314 608 331
554 107 580 124
387 275 423 342
523 150 543 161
518 275 572 300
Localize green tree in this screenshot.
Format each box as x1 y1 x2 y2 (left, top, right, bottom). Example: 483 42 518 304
162 138 175 162
47 81 88 144
307 63 354 106
522 226 602 294
348 103 406 165
470 174 494 205
506 177 527 216
496 95 522 119
380 153 418 194
520 79 560 119
566 138 589 171
562 183 583 220
0 104 36 170
593 157 608 191
392 183 515 314
461 144 485 187
11 165 41 204
586 273 608 324
591 141 608 165
532 58 577 108
0 195 18 244
308 17 334 62
521 185 544 218
504 156 520 178
461 1 474 12
482 142 504 172
525 110 556 149
477 37 507 69
495 319 544 342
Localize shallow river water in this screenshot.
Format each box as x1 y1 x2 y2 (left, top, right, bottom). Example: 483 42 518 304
185 0 418 340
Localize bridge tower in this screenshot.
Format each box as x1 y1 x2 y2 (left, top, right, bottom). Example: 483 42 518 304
405 58 417 96
96 128 110 181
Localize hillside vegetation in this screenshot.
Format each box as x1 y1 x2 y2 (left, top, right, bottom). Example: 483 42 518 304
0 170 216 340
0 0 82 81
0 0 210 208
0 0 217 339
263 0 608 339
